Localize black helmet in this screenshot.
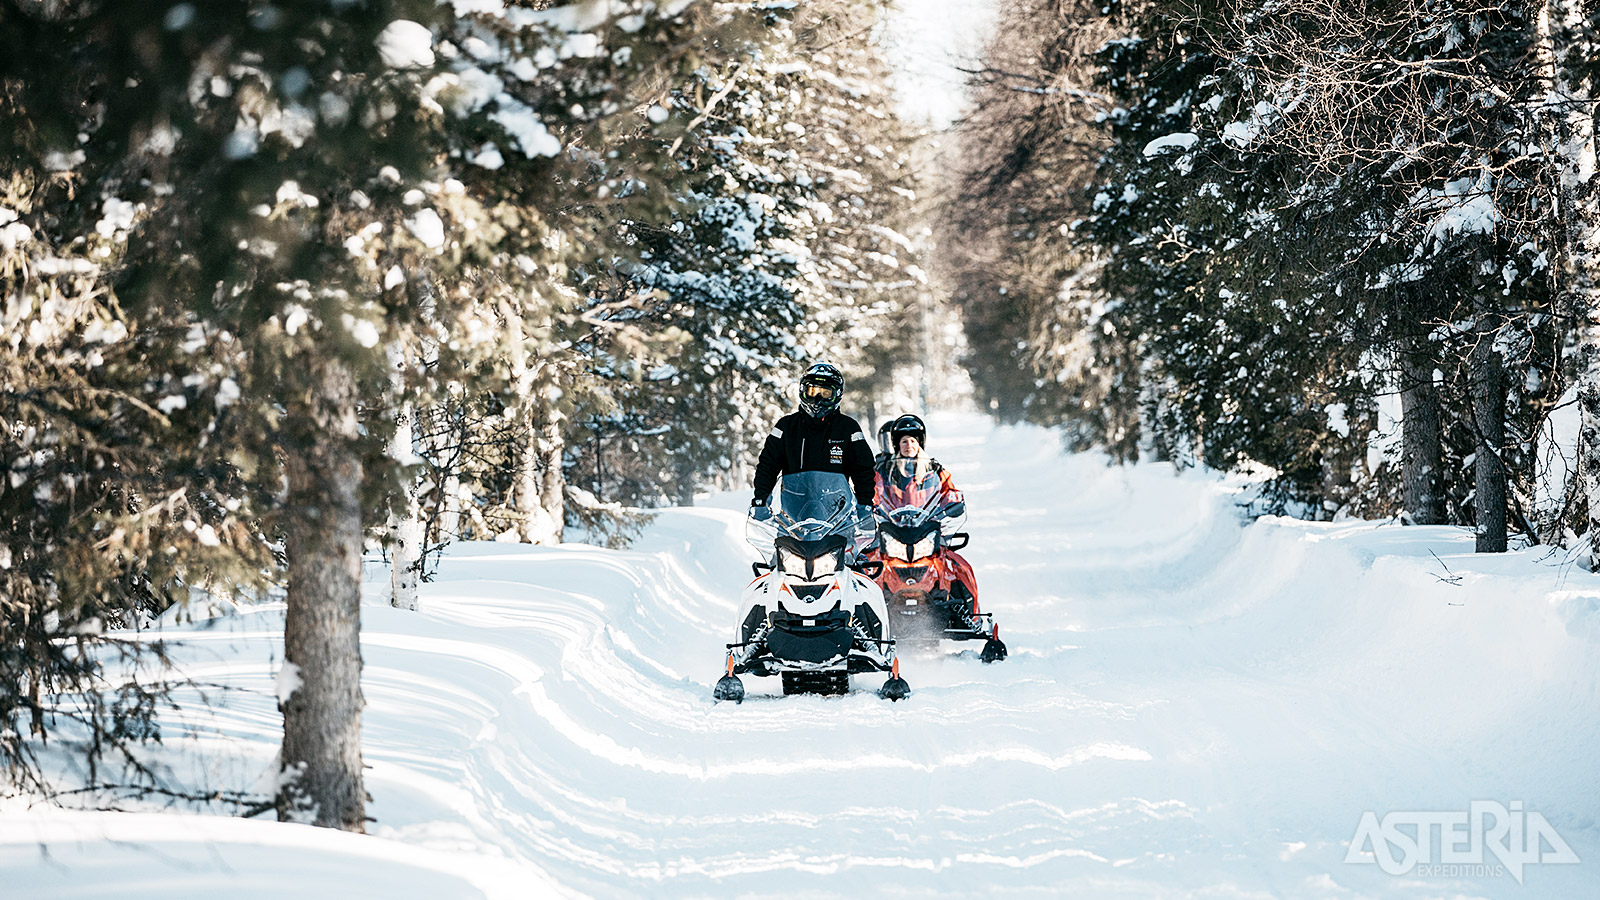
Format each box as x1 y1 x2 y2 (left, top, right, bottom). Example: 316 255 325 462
799 362 843 418
889 413 926 451
877 419 896 456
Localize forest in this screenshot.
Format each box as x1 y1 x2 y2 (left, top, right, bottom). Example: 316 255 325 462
2 0 1598 849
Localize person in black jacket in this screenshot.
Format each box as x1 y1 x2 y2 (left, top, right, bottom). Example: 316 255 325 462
751 363 876 520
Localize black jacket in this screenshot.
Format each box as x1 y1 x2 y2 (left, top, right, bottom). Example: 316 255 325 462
753 411 876 505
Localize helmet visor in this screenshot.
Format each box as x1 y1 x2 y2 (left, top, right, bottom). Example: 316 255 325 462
801 381 839 401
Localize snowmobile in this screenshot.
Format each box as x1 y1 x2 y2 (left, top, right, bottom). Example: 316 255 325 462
713 471 911 703
869 466 1007 662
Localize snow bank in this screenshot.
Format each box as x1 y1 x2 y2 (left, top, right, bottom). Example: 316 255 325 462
0 811 555 900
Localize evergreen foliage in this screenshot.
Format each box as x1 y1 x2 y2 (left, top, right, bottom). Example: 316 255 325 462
0 0 929 816
947 0 1587 544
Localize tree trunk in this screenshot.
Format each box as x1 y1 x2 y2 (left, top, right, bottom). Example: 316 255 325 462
1400 335 1444 525
513 421 546 542
433 402 462 545
539 404 565 543
437 467 461 544
675 453 696 507
279 357 366 831
1541 0 1600 566
388 403 422 612
1471 300 1508 553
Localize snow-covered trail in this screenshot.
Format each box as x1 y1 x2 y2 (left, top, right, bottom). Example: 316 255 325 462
5 412 1598 898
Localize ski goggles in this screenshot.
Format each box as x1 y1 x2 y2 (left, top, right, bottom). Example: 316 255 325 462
801 381 839 400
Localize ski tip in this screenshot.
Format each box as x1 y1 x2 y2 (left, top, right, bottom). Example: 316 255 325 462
713 674 745 704
878 675 911 701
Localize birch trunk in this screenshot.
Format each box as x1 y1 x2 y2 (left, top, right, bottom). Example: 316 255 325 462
1400 334 1444 525
513 422 544 542
499 300 549 544
539 404 565 543
388 403 422 611
278 356 366 831
1541 0 1600 566
437 447 461 545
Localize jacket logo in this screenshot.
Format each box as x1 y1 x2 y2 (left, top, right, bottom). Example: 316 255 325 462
829 442 844 464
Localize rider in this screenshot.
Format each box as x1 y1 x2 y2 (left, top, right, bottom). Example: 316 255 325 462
874 414 977 605
751 362 876 525
874 419 895 469
875 414 965 519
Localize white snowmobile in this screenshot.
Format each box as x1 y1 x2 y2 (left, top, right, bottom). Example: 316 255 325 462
713 471 911 702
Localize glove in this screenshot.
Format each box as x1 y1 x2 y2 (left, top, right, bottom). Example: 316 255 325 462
855 503 876 527
942 500 966 518
750 497 773 522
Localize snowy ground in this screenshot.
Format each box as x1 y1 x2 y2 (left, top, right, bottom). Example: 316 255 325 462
4 412 1597 898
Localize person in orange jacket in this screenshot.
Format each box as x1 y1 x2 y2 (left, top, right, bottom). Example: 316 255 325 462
873 414 979 610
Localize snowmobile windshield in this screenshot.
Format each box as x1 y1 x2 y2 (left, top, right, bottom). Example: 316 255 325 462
775 471 855 542
878 465 945 524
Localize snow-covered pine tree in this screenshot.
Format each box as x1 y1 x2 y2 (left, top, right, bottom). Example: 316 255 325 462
1536 0 1600 564
0 0 280 798
580 0 928 506
0 0 763 823
954 0 1561 545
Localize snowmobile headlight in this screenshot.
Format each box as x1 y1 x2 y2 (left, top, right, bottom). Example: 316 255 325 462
912 536 936 560
811 550 839 578
882 536 906 559
779 548 808 577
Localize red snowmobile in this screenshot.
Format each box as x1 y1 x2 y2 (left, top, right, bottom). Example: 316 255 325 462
866 463 1006 662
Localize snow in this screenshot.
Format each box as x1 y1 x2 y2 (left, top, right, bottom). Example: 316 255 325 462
344 316 381 348
275 661 302 703
1325 401 1349 437
404 208 447 250
4 412 1597 897
377 20 436 69
0 812 547 900
1419 176 1500 243
222 127 260 160
95 198 138 236
1222 120 1260 147
0 221 31 250
282 304 310 336
468 143 506 170
490 105 561 158
1142 132 1199 157
1537 387 1581 518
215 377 240 410
194 524 221 547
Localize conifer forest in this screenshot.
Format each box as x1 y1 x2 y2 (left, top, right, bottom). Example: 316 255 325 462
2 1 1598 896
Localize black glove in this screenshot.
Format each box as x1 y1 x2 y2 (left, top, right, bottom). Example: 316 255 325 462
855 503 875 527
751 497 773 522
942 500 966 518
